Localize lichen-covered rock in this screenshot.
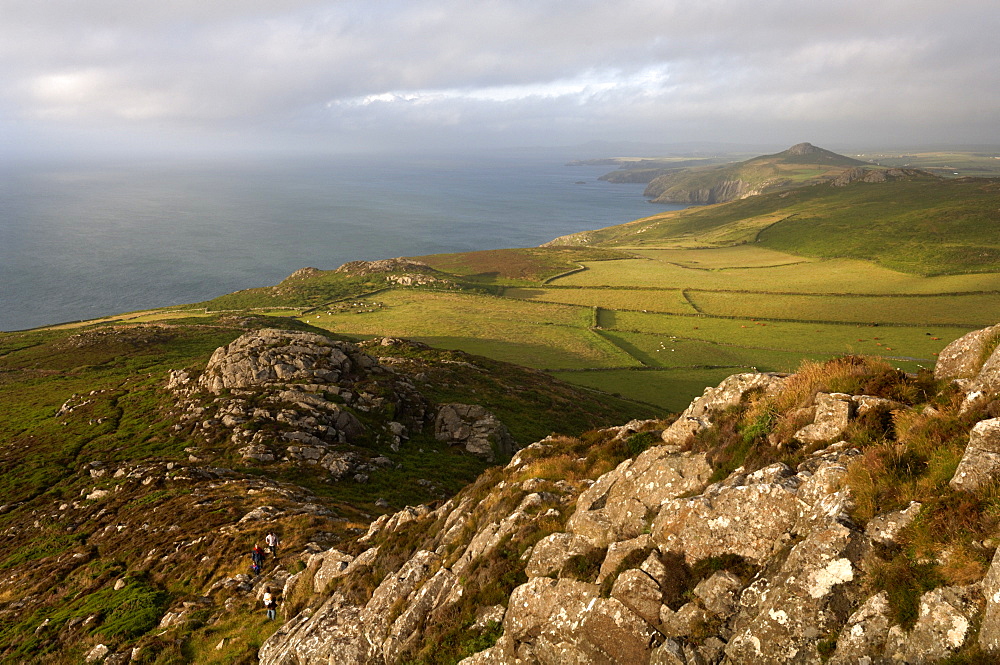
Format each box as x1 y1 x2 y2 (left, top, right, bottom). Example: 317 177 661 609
693 569 743 617
258 592 370 664
310 549 354 593
864 501 922 546
980 547 1000 653
794 393 853 444
503 577 657 664
567 448 712 547
652 481 805 565
597 534 653 585
524 532 600 578
661 372 786 446
435 403 514 462
452 492 557 575
198 329 371 393
950 418 1000 493
884 585 977 662
935 323 1000 381
828 592 891 664
726 522 863 664
610 569 665 629
382 568 461 662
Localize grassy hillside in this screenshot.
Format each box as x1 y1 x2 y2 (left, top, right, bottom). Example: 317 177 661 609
0 314 658 661
640 142 869 204
555 172 1000 276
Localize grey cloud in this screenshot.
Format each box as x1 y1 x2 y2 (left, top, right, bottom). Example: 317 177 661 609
1 0 998 154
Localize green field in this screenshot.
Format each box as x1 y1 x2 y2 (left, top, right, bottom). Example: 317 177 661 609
502 286 696 314
306 290 638 370
554 254 1000 294
686 291 1000 326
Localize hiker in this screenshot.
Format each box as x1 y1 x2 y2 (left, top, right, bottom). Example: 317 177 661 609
265 531 279 556
263 590 277 621
251 544 265 575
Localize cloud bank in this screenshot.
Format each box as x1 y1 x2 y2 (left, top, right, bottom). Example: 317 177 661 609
2 0 998 156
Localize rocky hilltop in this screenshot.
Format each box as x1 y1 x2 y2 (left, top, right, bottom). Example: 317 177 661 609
249 323 1000 664
640 143 870 205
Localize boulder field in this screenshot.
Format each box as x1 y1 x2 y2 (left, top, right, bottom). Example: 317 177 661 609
251 323 1000 664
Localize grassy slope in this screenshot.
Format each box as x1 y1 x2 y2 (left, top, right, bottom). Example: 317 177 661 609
0 314 658 661
642 144 868 202
561 174 1000 275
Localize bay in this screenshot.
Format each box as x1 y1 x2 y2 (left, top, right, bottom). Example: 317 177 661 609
0 152 682 331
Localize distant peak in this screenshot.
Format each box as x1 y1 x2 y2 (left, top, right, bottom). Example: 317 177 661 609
786 142 819 155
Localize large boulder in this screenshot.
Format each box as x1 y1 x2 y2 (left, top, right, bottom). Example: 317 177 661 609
980 547 1000 654
662 373 786 446
198 329 374 393
935 323 1000 382
502 577 658 664
651 478 805 565
949 418 1000 493
435 404 514 462
934 323 1000 412
567 447 712 547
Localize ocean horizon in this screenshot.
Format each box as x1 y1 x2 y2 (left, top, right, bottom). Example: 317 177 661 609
0 152 683 331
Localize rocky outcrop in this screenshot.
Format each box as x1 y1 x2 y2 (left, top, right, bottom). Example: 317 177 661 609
936 323 1000 381
568 446 712 547
195 329 375 393
950 418 1000 493
334 258 449 286
253 326 1000 664
935 323 1000 413
167 329 431 479
435 403 515 462
661 372 786 446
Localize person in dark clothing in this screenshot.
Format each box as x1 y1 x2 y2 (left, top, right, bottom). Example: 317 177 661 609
251 544 265 575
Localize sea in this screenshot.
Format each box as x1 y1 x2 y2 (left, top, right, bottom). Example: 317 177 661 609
0 152 683 331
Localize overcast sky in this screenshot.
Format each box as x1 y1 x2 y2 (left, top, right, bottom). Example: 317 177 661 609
2 0 998 158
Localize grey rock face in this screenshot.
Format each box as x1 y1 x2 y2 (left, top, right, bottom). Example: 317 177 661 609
652 480 804 565
828 592 891 664
256 337 1000 665
310 549 354 593
502 577 657 664
979 547 1000 653
524 532 600 579
662 372 786 446
935 323 1000 381
198 329 369 393
435 403 514 462
934 323 1000 413
950 418 1000 493
726 522 862 663
865 501 922 546
794 393 853 444
567 447 712 548
168 328 433 480
884 586 977 662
